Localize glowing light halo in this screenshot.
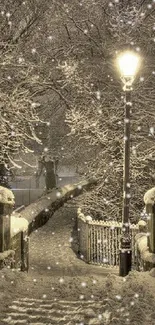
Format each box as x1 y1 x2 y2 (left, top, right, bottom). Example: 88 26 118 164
117 51 140 78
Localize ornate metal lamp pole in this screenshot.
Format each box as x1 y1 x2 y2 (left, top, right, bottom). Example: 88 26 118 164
117 51 140 276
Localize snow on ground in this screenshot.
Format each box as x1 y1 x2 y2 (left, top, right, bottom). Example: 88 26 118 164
0 199 155 324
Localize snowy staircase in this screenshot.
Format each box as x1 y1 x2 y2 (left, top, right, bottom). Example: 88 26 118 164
1 297 107 324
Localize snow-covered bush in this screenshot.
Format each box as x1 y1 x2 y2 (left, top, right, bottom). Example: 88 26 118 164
144 188 155 206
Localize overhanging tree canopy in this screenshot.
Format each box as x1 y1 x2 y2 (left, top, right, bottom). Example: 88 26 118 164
43 0 155 222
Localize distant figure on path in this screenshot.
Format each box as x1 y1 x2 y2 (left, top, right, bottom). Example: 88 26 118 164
36 153 59 191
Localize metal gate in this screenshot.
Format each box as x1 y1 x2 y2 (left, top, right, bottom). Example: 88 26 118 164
78 215 139 268
88 221 139 267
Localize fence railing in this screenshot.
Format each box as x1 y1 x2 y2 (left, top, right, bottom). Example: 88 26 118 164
10 174 81 207
0 179 97 271
77 210 139 268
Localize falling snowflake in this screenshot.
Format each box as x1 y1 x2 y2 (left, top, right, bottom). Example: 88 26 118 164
6 12 11 18
31 48 36 54
56 191 61 198
81 282 87 287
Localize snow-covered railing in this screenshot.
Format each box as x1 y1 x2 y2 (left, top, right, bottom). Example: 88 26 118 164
0 179 97 271
77 208 139 269
19 178 97 235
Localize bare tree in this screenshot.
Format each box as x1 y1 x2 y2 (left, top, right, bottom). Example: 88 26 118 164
41 0 155 223
0 0 51 174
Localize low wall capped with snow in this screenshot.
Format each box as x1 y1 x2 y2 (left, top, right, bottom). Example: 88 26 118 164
0 178 97 271
18 178 97 235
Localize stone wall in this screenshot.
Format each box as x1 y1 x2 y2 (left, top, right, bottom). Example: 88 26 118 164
0 178 97 271
20 178 97 235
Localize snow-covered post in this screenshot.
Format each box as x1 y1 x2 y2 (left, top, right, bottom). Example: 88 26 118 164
77 209 92 262
0 186 15 252
144 187 155 253
85 215 92 262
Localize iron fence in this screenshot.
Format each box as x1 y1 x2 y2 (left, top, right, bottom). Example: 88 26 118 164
78 215 139 268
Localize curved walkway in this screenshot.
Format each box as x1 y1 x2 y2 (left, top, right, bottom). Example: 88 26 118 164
0 199 119 325
29 200 118 277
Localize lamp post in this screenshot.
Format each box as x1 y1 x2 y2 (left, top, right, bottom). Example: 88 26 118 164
117 51 140 276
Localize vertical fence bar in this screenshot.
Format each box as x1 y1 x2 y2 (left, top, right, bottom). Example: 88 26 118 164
105 224 108 264
116 227 119 265
110 224 112 265
99 226 101 264
115 226 117 266
112 226 114 266
131 227 134 266
116 226 118 265
91 226 93 263
92 226 94 263
88 223 91 263
108 223 110 264
118 226 121 265
110 226 112 265
102 224 104 264
101 226 103 263
96 227 99 263
85 221 89 262
93 227 96 263
108 226 110 265
114 225 117 266
90 224 92 262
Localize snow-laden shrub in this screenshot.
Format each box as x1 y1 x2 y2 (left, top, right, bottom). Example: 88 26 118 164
144 187 155 206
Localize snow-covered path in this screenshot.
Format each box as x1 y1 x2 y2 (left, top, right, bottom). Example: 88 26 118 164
0 200 118 324
1 200 155 325
28 201 118 277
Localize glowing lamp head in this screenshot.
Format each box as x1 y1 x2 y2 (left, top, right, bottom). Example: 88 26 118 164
117 51 140 78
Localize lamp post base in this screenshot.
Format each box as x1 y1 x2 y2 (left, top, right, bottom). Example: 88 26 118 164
119 248 132 277
119 234 132 277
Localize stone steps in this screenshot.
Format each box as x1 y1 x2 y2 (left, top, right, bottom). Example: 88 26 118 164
2 297 108 325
